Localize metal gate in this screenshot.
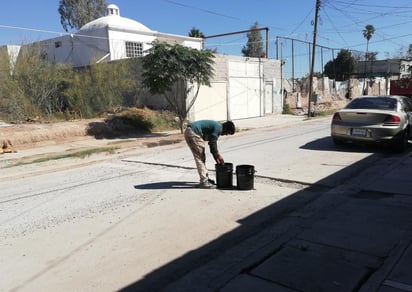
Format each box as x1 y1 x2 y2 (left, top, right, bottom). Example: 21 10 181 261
228 61 263 120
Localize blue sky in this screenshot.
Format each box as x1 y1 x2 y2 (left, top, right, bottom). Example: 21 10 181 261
2 0 412 77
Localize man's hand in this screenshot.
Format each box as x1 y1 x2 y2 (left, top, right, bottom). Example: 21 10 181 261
214 153 224 164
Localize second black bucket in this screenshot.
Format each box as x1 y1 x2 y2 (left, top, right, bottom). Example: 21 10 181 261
215 163 233 189
236 165 255 190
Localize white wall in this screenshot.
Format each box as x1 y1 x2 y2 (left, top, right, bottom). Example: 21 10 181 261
72 28 110 66
37 29 111 67
108 30 156 60
191 55 282 122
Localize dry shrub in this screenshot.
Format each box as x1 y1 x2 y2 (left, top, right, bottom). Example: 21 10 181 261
86 107 179 138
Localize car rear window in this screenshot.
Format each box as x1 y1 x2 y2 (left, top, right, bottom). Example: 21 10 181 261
345 97 397 110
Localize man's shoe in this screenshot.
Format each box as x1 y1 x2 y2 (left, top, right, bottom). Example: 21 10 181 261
206 174 215 185
199 181 215 189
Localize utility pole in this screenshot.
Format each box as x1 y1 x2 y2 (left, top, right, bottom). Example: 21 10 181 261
292 39 295 92
308 0 321 118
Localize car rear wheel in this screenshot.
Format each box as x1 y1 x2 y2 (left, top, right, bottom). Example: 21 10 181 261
391 129 409 153
332 137 344 145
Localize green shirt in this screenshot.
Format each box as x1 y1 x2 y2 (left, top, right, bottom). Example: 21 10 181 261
189 120 222 155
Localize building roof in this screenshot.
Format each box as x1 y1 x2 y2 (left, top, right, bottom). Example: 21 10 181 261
78 4 155 34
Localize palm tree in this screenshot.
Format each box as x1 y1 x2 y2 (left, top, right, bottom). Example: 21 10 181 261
362 24 375 94
363 25 376 55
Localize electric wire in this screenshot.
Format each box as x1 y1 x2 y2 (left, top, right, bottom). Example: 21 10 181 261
2 0 412 78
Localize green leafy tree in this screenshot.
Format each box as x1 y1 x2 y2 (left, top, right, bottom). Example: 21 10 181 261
142 41 215 133
188 27 205 38
241 22 265 58
323 49 356 81
58 0 107 32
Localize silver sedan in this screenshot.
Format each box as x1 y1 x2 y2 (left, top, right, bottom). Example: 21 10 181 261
331 95 412 152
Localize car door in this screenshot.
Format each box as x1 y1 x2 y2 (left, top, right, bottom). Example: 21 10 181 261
401 97 412 137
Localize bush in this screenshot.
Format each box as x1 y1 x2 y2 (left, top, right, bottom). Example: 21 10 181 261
282 103 294 115
86 107 179 138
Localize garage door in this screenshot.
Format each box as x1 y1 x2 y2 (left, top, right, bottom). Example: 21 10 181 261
228 61 262 120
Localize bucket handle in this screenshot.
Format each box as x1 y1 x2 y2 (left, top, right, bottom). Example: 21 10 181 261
235 169 257 174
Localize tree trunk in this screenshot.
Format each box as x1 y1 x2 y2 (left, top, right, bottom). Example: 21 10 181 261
178 116 184 134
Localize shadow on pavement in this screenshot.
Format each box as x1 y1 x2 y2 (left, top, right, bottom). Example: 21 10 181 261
134 181 198 189
121 146 412 291
301 136 411 154
86 120 173 140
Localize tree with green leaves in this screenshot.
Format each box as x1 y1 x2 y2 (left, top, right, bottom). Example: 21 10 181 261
241 22 265 58
142 41 215 133
188 27 205 38
323 49 357 81
58 0 107 32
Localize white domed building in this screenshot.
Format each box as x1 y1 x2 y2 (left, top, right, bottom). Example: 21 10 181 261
34 4 202 67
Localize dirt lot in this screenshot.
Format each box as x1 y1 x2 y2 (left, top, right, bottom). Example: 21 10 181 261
0 119 97 149
0 96 346 154
0 118 184 162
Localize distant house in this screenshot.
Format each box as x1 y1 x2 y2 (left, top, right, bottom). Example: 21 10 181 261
356 59 412 80
8 4 202 68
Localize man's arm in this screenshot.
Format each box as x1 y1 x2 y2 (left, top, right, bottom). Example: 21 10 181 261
209 139 224 164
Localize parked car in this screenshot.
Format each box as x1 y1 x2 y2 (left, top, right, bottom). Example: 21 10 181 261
331 95 412 152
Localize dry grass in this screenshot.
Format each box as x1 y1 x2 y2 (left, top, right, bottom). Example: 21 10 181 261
0 107 179 148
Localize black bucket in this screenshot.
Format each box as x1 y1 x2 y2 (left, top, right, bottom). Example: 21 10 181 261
215 163 233 189
236 165 255 190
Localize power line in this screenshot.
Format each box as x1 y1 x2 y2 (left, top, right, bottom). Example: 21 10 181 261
333 0 412 9
321 0 412 53
0 24 65 37
160 0 242 21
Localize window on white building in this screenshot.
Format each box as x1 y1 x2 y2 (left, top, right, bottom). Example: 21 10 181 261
125 41 143 57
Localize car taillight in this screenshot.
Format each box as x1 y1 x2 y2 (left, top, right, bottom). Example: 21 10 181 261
332 112 342 122
383 115 401 126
